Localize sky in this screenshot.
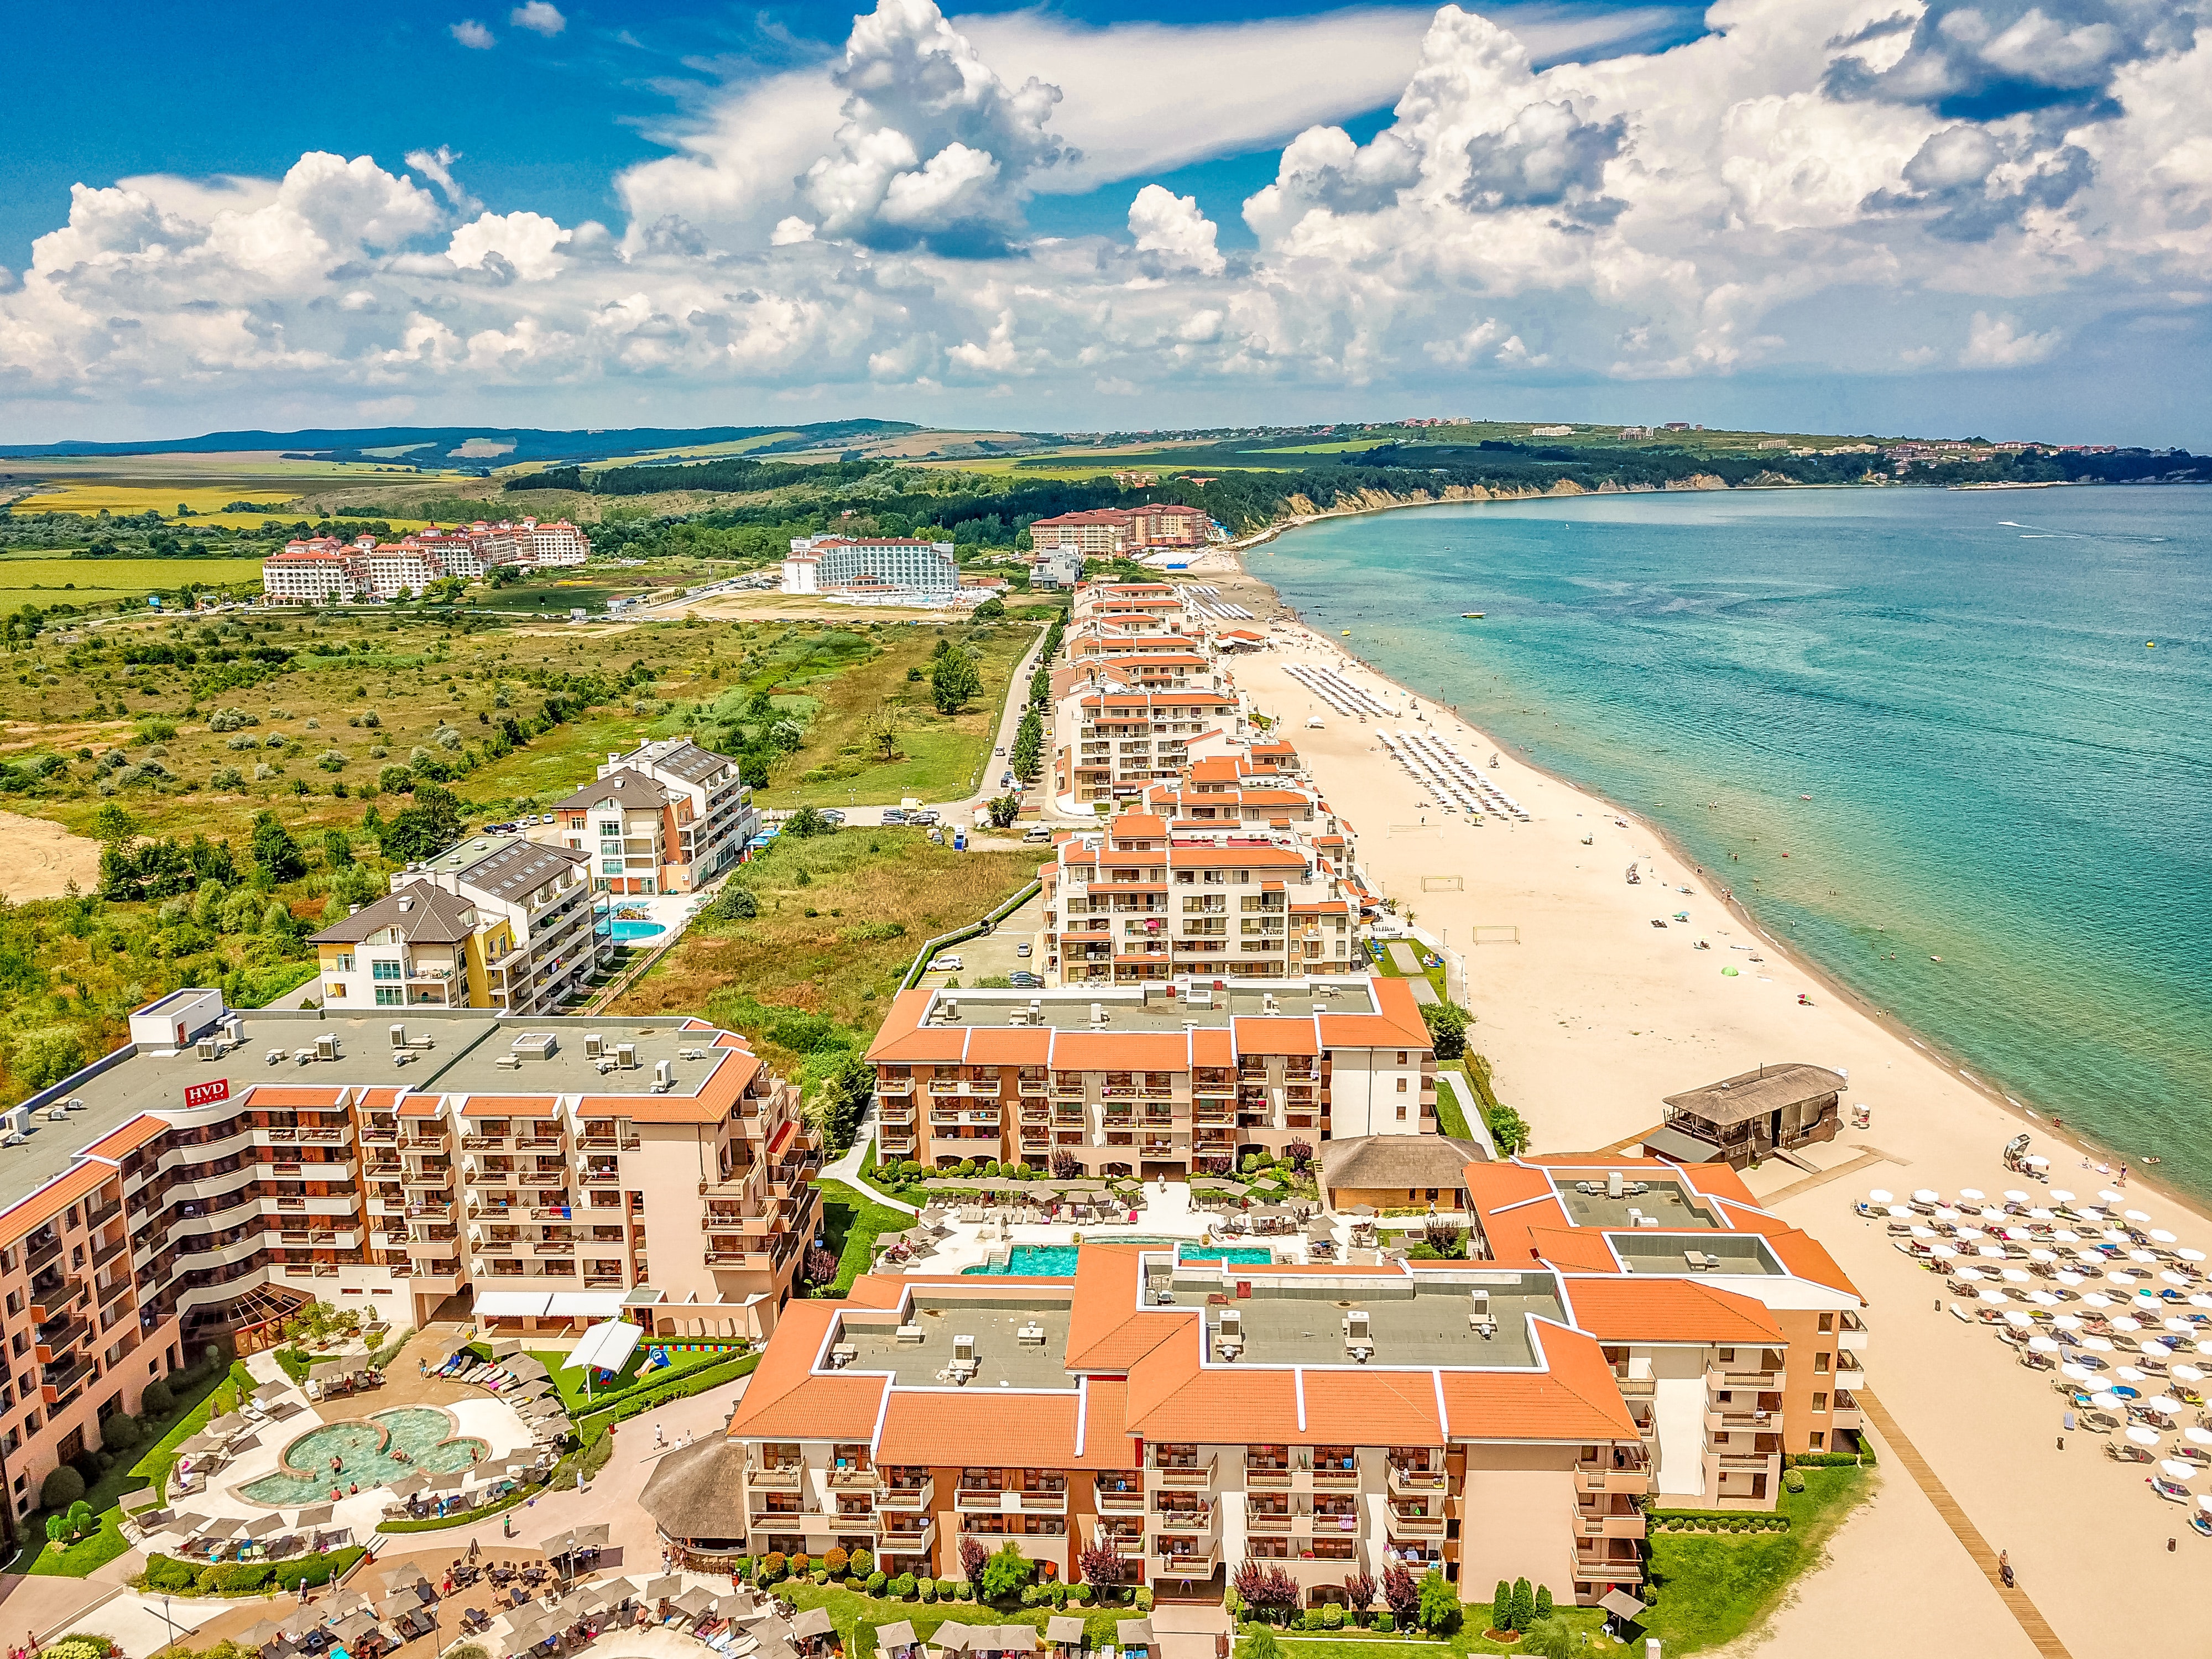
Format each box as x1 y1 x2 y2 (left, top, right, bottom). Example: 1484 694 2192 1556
1 0 2208 447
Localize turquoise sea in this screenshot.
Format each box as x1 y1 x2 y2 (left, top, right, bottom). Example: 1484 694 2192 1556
1261 487 2212 1195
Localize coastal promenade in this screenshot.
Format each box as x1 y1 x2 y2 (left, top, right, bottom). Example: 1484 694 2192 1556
1218 562 2200 1659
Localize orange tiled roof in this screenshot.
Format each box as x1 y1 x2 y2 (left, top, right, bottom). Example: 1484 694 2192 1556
1562 1276 1783 1344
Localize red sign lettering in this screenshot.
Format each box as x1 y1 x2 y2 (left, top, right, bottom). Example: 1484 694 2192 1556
184 1078 231 1108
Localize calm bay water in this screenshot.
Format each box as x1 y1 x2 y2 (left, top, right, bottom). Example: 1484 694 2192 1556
1262 487 2212 1193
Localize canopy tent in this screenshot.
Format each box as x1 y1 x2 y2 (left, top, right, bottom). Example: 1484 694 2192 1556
473 1291 554 1317
565 1319 644 1379
547 1291 628 1318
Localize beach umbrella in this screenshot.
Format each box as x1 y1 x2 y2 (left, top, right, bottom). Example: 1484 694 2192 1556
2053 1228 2080 1243
1959 1187 1985 1202
1978 1244 2006 1258
2061 1362 2093 1382
2054 1314 2084 1331
2028 1335 2059 1354
2109 1271 2139 1286
1955 1227 1984 1242
2160 1460 2197 1481
1930 1244 1957 1260
2191 1293 2212 1308
1978 1288 2010 1306
2173 1365 2205 1384
2199 1340 2212 1357
2114 1316 2143 1332
2168 1319 2198 1334
2083 1293 2114 1308
2126 1209 2152 1223
2131 1250 2159 1264
2116 1366 2148 1383
1912 1226 1937 1239
2103 1228 2132 1243
2180 1250 2206 1265
2164 1271 2192 1286
2029 1249 2057 1263
1934 1206 1961 1223
2083 1335 2115 1352
1958 1266 1986 1281
2030 1290 2060 1307
2201 1496 2212 1515
2005 1309 2034 1327
1886 1204 1912 1219
2029 1207 2055 1220
2079 1208 2106 1223
1867 1188 1895 1204
2127 1426 2161 1446
2150 1395 2185 1415
2094 1391 2125 1410
1981 1207 2006 1223
2143 1340 2174 1358
2051 1188 2075 1202
1913 1189 1939 1203
2057 1271 2085 1286
2100 1188 2126 1203
2188 1427 2212 1447
2004 1190 2030 1203
2152 1229 2179 1243
2024 1155 2051 1168
2002 1267 2032 1283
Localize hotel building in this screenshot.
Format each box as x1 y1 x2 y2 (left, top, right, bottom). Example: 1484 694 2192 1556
864 978 1432 1176
717 1174 1864 1606
534 738 759 896
780 535 960 599
0 989 821 1522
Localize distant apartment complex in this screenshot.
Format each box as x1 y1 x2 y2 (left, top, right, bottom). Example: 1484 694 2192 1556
716 1171 1864 1604
780 535 959 601
0 988 821 1523
260 518 588 603
865 977 1422 1176
311 833 613 1014
531 738 759 895
1026 504 1212 556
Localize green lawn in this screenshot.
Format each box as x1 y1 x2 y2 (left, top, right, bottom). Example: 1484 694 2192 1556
138 1360 258 1503
527 1340 750 1414
1432 1060 1475 1140
783 1582 1131 1655
1641 1466 1871 1651
815 1178 913 1296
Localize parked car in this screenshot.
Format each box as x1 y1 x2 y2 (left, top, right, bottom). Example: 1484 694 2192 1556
881 808 907 825
819 808 846 825
1001 771 1017 788
1022 826 1052 844
912 808 941 826
1007 971 1044 988
932 954 963 972
1015 943 1032 958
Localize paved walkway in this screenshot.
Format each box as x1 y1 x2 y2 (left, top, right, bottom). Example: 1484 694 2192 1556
1859 1389 2074 1659
1755 1147 1907 1207
819 1115 916 1214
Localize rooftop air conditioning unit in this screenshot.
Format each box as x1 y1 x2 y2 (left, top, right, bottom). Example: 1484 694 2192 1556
1343 1308 1373 1363
1607 1169 1625 1200
1091 1003 1107 1027
315 1032 338 1061
511 1032 557 1060
615 1042 638 1070
1262 993 1281 1015
654 1059 673 1088
390 1023 410 1050
196 1038 221 1061
583 1033 604 1059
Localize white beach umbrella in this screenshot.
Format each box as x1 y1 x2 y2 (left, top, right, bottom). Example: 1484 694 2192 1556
2179 1250 2206 1264
2029 1249 2057 1263
2029 1207 2056 1220
1913 1225 1938 1239
2079 1208 2106 1222
2051 1188 2076 1202
1979 1244 2007 1258
2104 1228 2133 1243
1934 1206 1961 1222
2002 1267 2032 1283
2152 1229 2179 1243
2108 1271 2139 1285
1887 1205 1912 1218
2004 1190 2030 1203
2167 1319 2197 1335
2057 1271 2086 1287
2114 1316 2143 1332
2127 1426 2161 1446
2126 1209 2152 1223
2116 1365 2148 1383
2130 1250 2159 1264
2054 1314 2084 1332
2030 1290 2060 1306
2061 1362 2093 1382
1955 1227 1985 1241
2198 1341 2212 1358
2005 1309 2036 1327
2159 1459 2196 1481
2084 1293 2114 1308
2200 1496 2212 1515
1959 1187 1985 1202
1981 1207 2007 1223
1958 1265 1986 1281
2025 1156 2051 1168
2165 1272 2193 1287
2151 1395 2185 1415
2083 1335 2116 1352
2053 1229 2081 1243
2142 1340 2173 1359
2187 1426 2212 1447
1913 1188 1940 1203
2190 1293 2212 1308
1930 1243 1957 1260
1867 1188 1895 1204
1979 1288 2011 1305
2093 1390 2124 1408
2029 1335 2060 1353
2101 1188 2126 1203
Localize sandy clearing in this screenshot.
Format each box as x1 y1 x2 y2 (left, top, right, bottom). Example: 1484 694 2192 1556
0 809 101 901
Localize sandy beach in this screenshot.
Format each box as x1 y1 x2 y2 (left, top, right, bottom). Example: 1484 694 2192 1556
1215 547 2208 1659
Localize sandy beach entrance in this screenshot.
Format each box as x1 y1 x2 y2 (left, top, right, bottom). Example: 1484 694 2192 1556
1220 556 2201 1659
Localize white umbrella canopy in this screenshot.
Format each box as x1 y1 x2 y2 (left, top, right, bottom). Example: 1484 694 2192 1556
2053 1314 2084 1332
2150 1395 2185 1415
2004 1190 2030 1203
1887 1205 1913 1219
2116 1366 2148 1384
2093 1391 2125 1410
2159 1459 2197 1481
2053 1229 2081 1243
2200 1495 2212 1515
1979 1289 2011 1306
2198 1340 2212 1358
2083 1335 2116 1352
2083 1293 2114 1308
2005 1310 2036 1328
1930 1244 1958 1260
2107 1271 2140 1286
2028 1335 2060 1353
2179 1250 2206 1264
1913 1226 1939 1239
2151 1229 2179 1243
1867 1188 1894 1204
1913 1188 1940 1203
2002 1267 2032 1283
2100 1189 2126 1203
1959 1188 1986 1202
2024 1155 2051 1168
2188 1427 2212 1447
1979 1244 2007 1259
2130 1250 2159 1264
2190 1294 2212 1308
2126 1425 2161 1446
2126 1209 2152 1223
1958 1266 1987 1281
2060 1362 2094 1382
1955 1227 1985 1242
2030 1290 2061 1307
2142 1340 2174 1358
2029 1207 2056 1220
2079 1208 2106 1223
2057 1271 2086 1286
2030 1249 2058 1263
2173 1365 2206 1384
2051 1189 2077 1202
2113 1316 2143 1332
1934 1207 1961 1223
2168 1319 2199 1334
2163 1272 2192 1286
2104 1229 2133 1244
1981 1207 2006 1223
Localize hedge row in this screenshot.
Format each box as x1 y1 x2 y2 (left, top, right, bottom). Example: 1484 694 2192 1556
138 1546 366 1595
576 1351 761 1439
1645 1510 1791 1533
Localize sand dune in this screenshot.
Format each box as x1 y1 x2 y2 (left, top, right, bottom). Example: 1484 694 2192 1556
0 810 101 901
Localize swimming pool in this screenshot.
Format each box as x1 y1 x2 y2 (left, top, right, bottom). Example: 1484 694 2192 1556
238 1407 488 1505
964 1242 1275 1275
611 919 665 942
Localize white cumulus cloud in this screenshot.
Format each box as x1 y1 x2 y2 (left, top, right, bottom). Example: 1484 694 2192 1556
1127 185 1224 276
450 19 494 49
1962 310 2063 365
509 2 564 37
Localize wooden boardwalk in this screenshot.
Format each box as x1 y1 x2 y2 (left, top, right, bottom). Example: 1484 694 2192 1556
1860 1389 2074 1659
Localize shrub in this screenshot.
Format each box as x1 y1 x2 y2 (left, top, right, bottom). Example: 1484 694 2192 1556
813 1571 828 1585
1510 1577 1535 1632
40 1467 85 1510
209 766 244 790
1133 1589 1152 1612
143 1556 199 1593
849 1548 873 1576
1534 1584 1553 1620
1375 1615 1394 1634
982 1540 1034 1601
937 1579 957 1599
1240 1632 1281 1659
760 1552 787 1584
1320 1602 1344 1630
1524 1619 1575 1659
867 1571 887 1594
890 1573 917 1599
1417 1571 1460 1634
920 1582 938 1604
1783 1468 1807 1494
99 1412 142 1451
790 1555 811 1577
1019 1587 1040 1607
1072 1584 1093 1606
824 1547 849 1576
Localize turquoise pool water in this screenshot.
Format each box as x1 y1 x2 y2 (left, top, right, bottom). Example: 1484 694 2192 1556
611 919 665 941
964 1243 1275 1275
238 1407 488 1505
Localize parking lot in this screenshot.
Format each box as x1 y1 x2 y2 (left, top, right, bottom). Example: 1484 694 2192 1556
915 890 1047 991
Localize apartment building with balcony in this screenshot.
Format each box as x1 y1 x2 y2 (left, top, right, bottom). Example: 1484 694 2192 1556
543 739 757 895
1041 815 1355 984
1059 692 1244 810
388 833 614 1014
1463 1156 1869 1506
721 1244 1656 1609
865 978 1434 1177
0 990 825 1513
311 886 510 1010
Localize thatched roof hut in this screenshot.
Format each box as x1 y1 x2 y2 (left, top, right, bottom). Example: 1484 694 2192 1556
638 1436 749 1546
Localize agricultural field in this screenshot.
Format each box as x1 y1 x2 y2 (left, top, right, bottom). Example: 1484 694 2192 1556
0 553 268 611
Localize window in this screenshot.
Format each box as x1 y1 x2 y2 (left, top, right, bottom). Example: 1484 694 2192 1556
1395 1105 1407 1121
1809 1432 1825 1451
375 987 404 1006
1813 1352 1831 1374
372 960 401 981
1812 1392 1828 1413
1396 1077 1408 1092
1717 1348 1735 1365
1397 1051 1408 1065
332 953 355 972
1818 1312 1835 1333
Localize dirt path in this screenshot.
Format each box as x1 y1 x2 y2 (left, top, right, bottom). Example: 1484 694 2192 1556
0 810 101 901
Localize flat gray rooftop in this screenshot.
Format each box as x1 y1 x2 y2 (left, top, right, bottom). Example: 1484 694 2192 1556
1553 1177 1719 1232
1609 1232 1782 1277
838 1296 1076 1390
427 1019 739 1102
1153 1265 1564 1370
925 979 1379 1032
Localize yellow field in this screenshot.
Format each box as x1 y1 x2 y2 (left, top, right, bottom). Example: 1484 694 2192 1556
12 482 300 518
0 554 266 610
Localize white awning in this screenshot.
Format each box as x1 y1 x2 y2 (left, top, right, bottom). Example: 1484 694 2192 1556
474 1291 554 1317
564 1319 643 1374
546 1291 629 1317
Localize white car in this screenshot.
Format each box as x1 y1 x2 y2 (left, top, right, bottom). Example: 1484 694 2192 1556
932 954 963 972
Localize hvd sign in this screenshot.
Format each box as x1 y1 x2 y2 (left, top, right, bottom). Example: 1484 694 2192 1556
183 1078 231 1108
